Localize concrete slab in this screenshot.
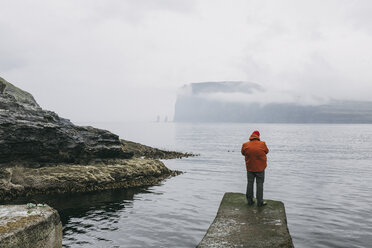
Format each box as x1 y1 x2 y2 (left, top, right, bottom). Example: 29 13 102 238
197 193 294 248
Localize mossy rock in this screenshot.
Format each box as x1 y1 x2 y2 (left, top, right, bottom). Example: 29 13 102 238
0 77 39 107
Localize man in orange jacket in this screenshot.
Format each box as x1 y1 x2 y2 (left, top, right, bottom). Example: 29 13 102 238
241 130 269 206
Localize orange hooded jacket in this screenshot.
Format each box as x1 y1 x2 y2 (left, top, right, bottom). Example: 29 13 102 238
241 132 269 172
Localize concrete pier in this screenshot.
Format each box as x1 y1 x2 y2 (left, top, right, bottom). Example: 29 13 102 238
197 193 294 248
0 204 62 248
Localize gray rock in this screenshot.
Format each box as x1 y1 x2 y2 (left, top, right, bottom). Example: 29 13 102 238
121 139 195 159
0 158 180 202
0 204 62 248
0 77 132 167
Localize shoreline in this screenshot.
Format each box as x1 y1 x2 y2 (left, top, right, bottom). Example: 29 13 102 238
0 158 184 203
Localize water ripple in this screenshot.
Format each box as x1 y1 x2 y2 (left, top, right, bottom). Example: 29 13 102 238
22 123 372 248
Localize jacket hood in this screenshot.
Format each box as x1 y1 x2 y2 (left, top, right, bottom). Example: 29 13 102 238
249 133 260 141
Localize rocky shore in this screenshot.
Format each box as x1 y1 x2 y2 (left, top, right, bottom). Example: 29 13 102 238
121 139 195 159
0 204 62 248
0 77 191 203
0 77 134 167
0 158 181 203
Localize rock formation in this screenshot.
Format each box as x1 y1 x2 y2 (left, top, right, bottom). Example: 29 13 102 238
0 77 190 202
0 77 132 167
0 204 62 248
0 158 180 202
121 139 195 159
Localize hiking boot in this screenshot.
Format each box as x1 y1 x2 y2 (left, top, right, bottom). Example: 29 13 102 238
257 201 267 207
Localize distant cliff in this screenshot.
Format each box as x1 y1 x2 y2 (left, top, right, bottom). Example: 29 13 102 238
174 81 372 123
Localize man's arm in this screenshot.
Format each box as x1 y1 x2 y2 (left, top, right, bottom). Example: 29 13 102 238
263 142 269 154
241 144 246 156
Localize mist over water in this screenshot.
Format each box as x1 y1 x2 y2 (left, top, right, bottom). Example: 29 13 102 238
28 122 372 248
3 1 372 122
2 1 372 247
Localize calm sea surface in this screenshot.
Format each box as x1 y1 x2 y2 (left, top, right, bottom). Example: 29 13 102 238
35 123 372 247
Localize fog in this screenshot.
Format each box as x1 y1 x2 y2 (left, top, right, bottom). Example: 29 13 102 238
179 81 331 106
1 0 372 122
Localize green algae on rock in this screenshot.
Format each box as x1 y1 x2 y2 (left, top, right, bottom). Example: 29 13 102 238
0 158 180 202
0 204 62 248
121 139 196 159
197 193 294 248
0 77 38 107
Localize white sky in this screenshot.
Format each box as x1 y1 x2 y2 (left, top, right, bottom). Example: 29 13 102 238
1 0 372 122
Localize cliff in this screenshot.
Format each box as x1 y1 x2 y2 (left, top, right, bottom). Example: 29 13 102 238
174 81 372 123
0 77 132 166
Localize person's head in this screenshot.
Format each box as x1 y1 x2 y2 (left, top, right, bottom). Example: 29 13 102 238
252 130 260 136
249 130 260 141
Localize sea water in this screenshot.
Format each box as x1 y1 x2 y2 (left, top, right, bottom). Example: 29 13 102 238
49 123 372 248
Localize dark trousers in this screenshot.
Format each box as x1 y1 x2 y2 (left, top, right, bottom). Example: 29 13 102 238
246 171 265 204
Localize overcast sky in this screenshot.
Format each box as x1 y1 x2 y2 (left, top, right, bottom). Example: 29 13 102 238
1 0 372 122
